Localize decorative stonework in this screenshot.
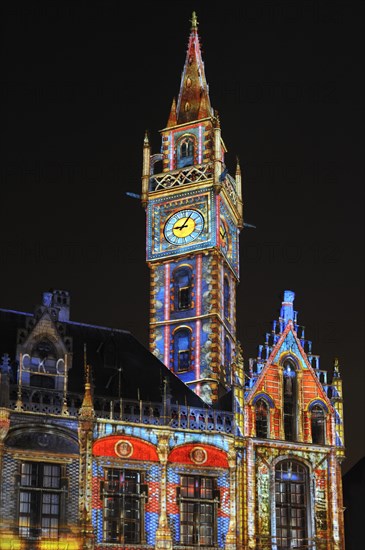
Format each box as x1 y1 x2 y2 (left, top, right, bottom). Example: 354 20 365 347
115 439 133 458
190 446 207 464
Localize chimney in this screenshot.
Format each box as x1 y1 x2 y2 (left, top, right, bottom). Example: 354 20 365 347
42 290 71 321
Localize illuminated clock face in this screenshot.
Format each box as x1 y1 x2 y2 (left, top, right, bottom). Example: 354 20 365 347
164 209 204 245
220 220 229 254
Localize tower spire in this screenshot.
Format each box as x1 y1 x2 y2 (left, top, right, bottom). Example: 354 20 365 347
175 12 213 124
79 343 94 418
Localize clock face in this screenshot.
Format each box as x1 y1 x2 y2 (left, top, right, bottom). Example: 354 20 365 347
164 209 204 245
220 220 229 254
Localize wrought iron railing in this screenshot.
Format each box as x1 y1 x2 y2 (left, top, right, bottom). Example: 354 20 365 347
8 385 233 434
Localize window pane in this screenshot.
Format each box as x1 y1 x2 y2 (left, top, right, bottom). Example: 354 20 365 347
102 468 142 544
19 462 61 540
275 460 308 549
180 476 216 546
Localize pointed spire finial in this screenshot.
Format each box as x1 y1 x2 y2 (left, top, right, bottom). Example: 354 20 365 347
176 10 212 123
190 11 198 30
144 130 149 145
79 343 94 418
84 343 90 387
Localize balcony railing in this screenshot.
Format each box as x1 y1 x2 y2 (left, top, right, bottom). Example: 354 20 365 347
150 163 213 191
8 385 233 434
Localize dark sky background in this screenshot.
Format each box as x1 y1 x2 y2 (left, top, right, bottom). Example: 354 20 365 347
1 0 364 475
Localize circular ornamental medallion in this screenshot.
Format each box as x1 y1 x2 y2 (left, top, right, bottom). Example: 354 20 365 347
190 446 207 465
115 439 133 458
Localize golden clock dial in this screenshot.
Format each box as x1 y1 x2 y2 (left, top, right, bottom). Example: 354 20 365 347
172 215 196 238
164 209 204 245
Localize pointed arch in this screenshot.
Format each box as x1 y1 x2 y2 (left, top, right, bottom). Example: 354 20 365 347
176 134 196 168
255 398 269 438
309 401 327 445
282 357 298 441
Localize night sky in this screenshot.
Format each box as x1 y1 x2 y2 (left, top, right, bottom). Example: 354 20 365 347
1 0 364 475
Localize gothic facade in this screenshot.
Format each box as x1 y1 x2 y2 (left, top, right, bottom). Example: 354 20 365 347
0 13 345 550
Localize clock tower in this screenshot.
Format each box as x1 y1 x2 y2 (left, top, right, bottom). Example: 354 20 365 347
141 12 243 404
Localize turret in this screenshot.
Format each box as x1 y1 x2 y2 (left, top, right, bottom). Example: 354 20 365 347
331 357 345 454
141 131 151 208
235 158 243 228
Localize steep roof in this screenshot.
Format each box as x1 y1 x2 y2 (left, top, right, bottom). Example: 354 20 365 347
171 11 213 126
0 308 206 408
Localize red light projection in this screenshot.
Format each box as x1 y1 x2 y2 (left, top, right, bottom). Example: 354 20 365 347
93 435 159 461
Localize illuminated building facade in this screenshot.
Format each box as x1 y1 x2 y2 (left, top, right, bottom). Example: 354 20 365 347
0 13 345 550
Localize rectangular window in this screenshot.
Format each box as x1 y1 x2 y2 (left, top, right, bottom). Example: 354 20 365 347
179 475 216 546
178 286 191 309
178 350 190 372
275 461 308 549
102 468 144 544
18 462 61 539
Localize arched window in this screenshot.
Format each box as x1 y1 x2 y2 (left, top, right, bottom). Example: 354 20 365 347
311 404 326 445
173 266 192 310
275 460 309 549
255 399 269 438
176 136 195 168
174 328 191 373
224 337 231 384
223 277 230 320
283 360 297 441
32 339 57 360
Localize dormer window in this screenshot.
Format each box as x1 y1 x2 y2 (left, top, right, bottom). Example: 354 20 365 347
29 339 57 371
310 404 326 445
255 398 269 438
176 136 195 168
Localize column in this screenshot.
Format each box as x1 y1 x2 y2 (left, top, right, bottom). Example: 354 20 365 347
155 431 173 549
225 443 237 549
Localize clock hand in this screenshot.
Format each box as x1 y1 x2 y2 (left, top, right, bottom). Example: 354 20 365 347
176 212 193 230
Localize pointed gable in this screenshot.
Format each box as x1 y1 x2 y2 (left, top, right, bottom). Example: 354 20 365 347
176 12 213 124
245 290 335 443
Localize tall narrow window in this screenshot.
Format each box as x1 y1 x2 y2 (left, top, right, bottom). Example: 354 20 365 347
255 398 269 438
283 361 297 441
173 266 192 310
275 460 309 549
177 136 195 168
223 277 230 320
18 462 61 539
179 475 217 546
102 468 145 544
224 337 231 385
174 328 191 372
311 404 326 445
